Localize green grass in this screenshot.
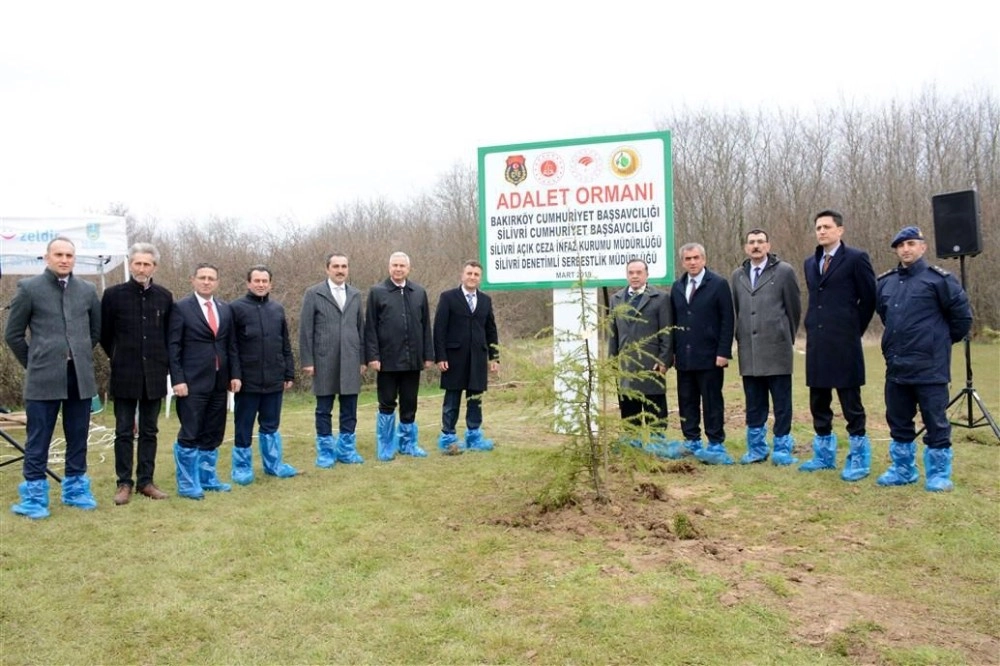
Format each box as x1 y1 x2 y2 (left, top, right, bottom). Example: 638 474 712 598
1 344 998 664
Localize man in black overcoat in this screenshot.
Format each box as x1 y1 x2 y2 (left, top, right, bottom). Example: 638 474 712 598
100 242 173 504
433 260 500 453
801 210 877 480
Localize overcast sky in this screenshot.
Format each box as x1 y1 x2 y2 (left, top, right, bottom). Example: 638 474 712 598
1 0 997 227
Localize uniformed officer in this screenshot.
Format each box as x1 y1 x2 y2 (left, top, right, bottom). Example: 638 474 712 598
875 226 972 492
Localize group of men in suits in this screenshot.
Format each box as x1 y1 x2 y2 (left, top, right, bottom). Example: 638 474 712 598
298 252 501 465
6 242 501 518
610 209 972 492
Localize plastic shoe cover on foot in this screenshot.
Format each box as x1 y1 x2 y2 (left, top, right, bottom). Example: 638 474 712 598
464 428 494 451
740 426 769 464
11 479 50 519
260 432 297 478
611 436 643 453
376 412 399 461
398 422 427 457
61 474 98 510
231 446 255 485
876 440 919 486
799 434 838 472
653 439 702 460
771 435 797 466
336 432 364 464
694 442 734 465
315 434 337 468
923 447 954 492
198 449 232 492
174 444 204 499
840 434 871 482
438 432 463 455
641 433 670 458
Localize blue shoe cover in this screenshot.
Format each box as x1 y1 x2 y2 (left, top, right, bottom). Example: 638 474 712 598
771 435 798 466
174 443 204 499
438 432 462 454
653 439 702 460
315 434 337 468
464 428 494 452
740 426 769 464
876 440 919 486
336 433 364 464
376 412 399 461
840 435 871 482
11 479 50 519
641 433 670 457
799 434 838 472
260 432 297 478
198 449 232 492
61 474 98 510
923 447 954 492
231 446 255 485
398 422 428 457
694 441 734 465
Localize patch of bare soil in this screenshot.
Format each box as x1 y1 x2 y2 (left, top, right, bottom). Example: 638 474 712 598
489 463 999 665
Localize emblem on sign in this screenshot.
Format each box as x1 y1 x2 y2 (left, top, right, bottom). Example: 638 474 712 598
609 147 640 178
532 152 564 185
504 155 527 186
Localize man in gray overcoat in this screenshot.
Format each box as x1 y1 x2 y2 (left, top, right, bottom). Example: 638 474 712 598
608 259 673 448
299 253 366 467
731 229 801 466
6 236 101 519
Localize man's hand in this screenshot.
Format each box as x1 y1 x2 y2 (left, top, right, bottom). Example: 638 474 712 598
368 360 381 372
715 356 729 368
172 383 189 398
437 361 449 372
302 366 315 377
230 379 242 393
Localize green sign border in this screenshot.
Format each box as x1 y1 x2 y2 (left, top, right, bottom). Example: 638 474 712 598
478 131 674 291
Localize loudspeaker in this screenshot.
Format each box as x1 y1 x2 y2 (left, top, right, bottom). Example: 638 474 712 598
932 189 982 258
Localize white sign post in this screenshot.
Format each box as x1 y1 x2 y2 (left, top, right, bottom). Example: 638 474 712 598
478 132 674 431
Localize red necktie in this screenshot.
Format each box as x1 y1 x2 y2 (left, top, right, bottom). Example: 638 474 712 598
205 301 218 336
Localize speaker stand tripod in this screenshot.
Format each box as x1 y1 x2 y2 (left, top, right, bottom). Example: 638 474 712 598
918 255 1000 441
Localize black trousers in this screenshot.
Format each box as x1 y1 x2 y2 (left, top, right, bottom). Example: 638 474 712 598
618 393 668 426
175 389 228 450
376 370 421 423
677 368 726 442
113 396 163 487
885 382 950 447
442 389 484 434
809 386 866 437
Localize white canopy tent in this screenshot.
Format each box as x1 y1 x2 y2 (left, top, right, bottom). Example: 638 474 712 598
0 209 129 288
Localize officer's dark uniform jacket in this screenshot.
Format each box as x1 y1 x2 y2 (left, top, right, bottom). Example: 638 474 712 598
230 291 295 393
876 258 972 385
364 278 434 372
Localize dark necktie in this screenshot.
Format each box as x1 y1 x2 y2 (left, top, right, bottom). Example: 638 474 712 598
58 278 67 290
821 254 832 275
687 279 697 303
752 267 762 288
